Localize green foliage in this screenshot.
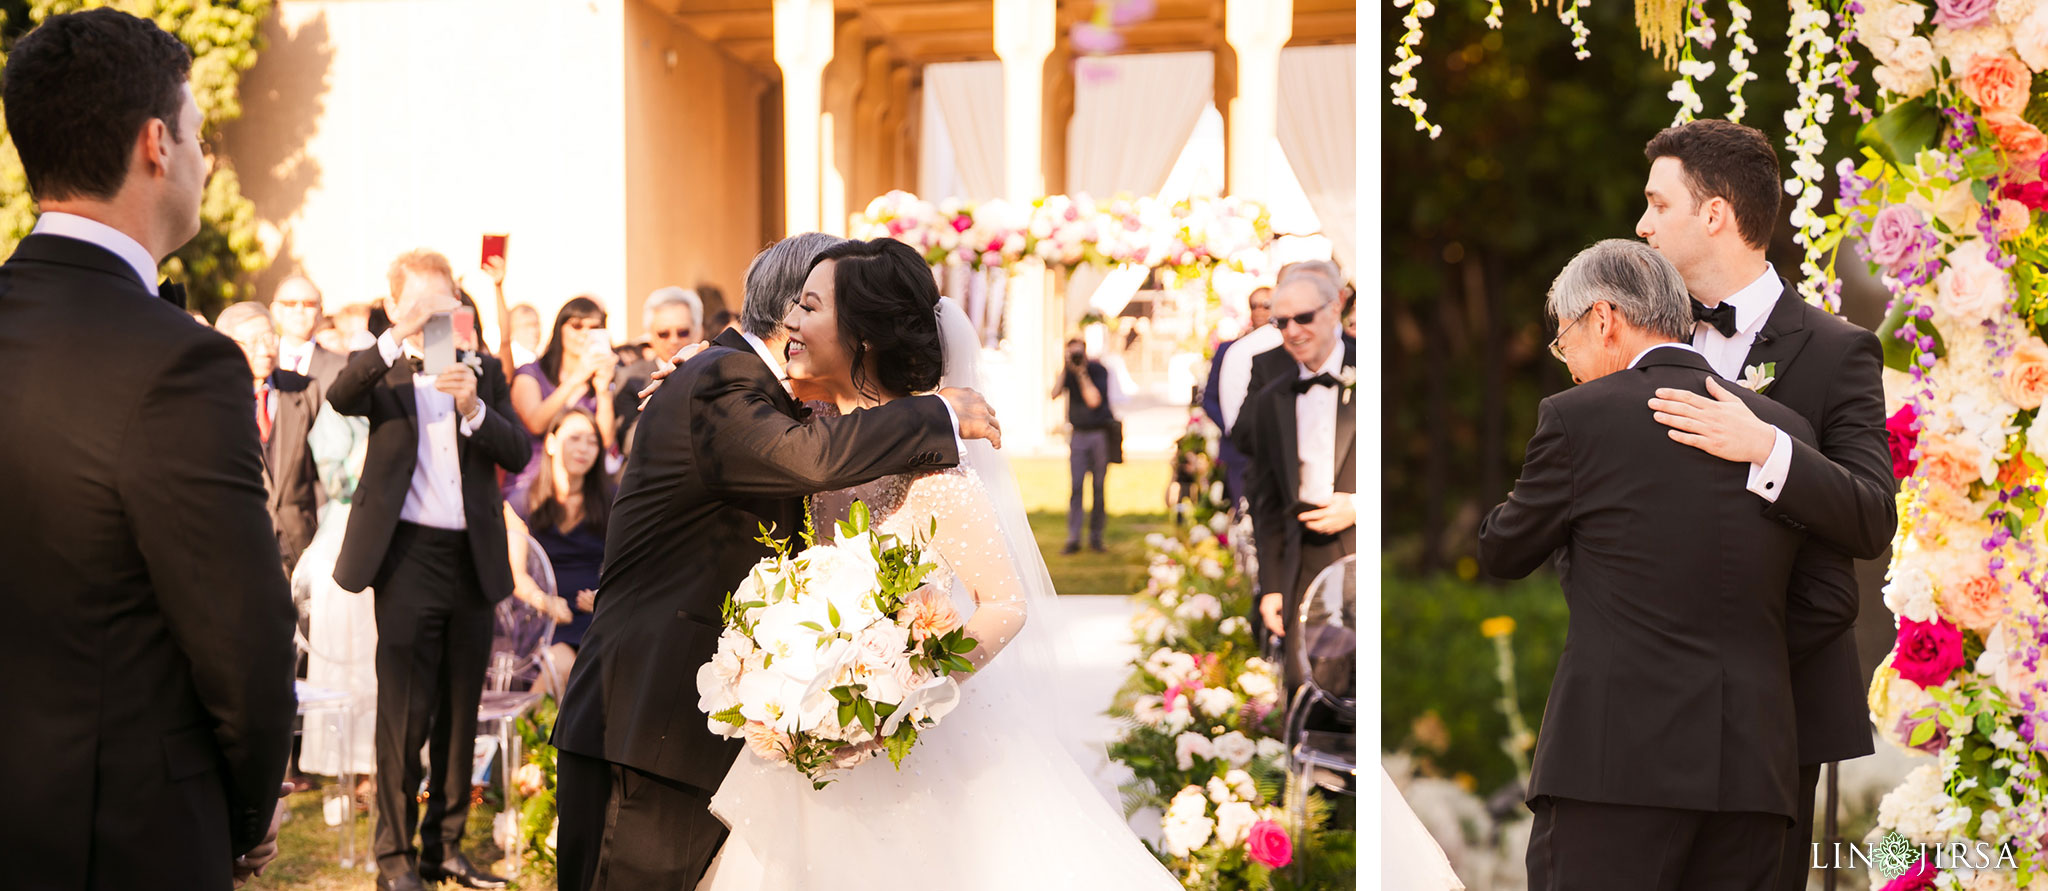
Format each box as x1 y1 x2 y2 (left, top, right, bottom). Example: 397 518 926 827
512 695 560 866
1382 566 1571 796
0 0 274 319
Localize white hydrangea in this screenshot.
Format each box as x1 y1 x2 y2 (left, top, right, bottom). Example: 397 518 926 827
1175 732 1216 770
1161 785 1216 857
1214 800 1258 847
1194 687 1240 719
1877 763 1961 844
1175 593 1223 621
1256 736 1288 762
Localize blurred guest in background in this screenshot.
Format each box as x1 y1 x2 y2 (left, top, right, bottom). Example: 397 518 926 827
1051 335 1115 554
274 274 345 388
508 297 618 509
1202 284 1273 503
219 300 324 571
324 300 376 353
617 286 704 448
709 307 736 336
509 406 612 691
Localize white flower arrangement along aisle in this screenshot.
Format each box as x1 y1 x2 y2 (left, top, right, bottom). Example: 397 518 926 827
1391 0 2048 885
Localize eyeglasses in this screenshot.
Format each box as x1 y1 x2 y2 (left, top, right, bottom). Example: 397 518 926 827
653 328 693 340
1271 299 1334 331
1549 305 1603 362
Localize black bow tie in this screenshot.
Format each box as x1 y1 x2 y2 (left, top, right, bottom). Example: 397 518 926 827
159 281 186 310
1293 372 1340 393
1692 298 1738 338
405 355 425 374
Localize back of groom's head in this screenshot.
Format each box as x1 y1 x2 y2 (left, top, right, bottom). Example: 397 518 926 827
1643 119 1781 250
2 8 190 202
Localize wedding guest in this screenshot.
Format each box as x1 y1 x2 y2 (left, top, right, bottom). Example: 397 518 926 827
1479 239 1812 891
297 367 377 802
1635 118 1894 891
1050 336 1114 554
1202 284 1273 503
696 281 727 319
0 9 294 886
508 296 618 509
218 300 325 571
329 248 530 891
616 286 705 446
326 300 376 353
274 274 346 388
1241 270 1356 675
512 407 612 689
509 302 541 367
709 307 736 336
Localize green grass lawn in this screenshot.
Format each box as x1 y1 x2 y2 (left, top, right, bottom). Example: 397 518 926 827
245 785 549 891
1012 454 1171 596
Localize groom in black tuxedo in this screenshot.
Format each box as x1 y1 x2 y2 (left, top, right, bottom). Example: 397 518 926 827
0 10 297 889
1481 240 1815 890
1636 120 1896 891
328 249 531 891
553 233 1002 891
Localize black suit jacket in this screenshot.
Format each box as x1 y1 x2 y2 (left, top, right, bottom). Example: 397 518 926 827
1237 337 1358 602
1479 346 1815 819
0 234 298 886
553 328 960 790
264 368 324 569
326 340 530 599
1740 281 1895 765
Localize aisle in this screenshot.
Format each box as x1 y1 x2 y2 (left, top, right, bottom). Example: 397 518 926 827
1057 594 1154 840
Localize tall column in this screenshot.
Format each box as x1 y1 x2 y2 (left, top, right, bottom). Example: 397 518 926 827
774 0 833 235
1225 0 1292 203
994 0 1056 453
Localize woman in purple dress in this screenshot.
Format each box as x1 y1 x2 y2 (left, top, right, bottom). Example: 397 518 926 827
507 296 619 509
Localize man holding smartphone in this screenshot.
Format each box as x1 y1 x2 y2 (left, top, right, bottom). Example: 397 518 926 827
328 248 530 891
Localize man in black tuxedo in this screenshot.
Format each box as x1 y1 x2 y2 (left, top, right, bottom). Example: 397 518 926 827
1238 272 1356 690
1481 239 1815 890
0 10 296 889
1635 120 1895 891
218 301 325 571
328 249 531 891
553 233 1001 891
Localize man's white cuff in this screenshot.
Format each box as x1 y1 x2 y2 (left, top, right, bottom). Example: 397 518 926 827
1747 427 1793 503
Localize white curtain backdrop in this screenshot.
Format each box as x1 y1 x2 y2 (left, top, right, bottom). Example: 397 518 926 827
1066 52 1213 199
924 61 1006 201
1277 44 1357 274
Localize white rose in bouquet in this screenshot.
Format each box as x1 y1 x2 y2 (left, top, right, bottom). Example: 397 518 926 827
1175 731 1216 770
1161 786 1216 857
1130 694 1166 728
1213 731 1258 767
1214 800 1258 847
1175 593 1222 621
1256 737 1287 762
1194 686 1239 718
1237 664 1280 705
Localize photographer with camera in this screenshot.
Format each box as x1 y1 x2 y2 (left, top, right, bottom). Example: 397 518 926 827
1050 336 1116 554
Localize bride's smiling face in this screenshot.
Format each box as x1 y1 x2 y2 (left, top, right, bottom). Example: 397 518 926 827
783 260 853 387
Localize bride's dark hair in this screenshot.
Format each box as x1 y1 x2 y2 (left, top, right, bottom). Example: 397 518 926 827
810 238 944 398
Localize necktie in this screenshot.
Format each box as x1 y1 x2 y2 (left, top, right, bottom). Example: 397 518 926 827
1293 372 1340 394
255 386 271 444
1692 299 1739 338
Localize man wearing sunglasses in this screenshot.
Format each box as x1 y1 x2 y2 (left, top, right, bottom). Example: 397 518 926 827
616 286 705 448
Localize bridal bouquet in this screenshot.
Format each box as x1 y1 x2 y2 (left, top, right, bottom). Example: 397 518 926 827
696 502 979 788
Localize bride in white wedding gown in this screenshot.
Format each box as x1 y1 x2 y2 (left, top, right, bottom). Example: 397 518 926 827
698 240 1180 891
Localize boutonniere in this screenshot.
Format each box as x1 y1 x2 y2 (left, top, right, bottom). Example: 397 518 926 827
460 350 484 376
1337 367 1357 405
1739 362 1777 393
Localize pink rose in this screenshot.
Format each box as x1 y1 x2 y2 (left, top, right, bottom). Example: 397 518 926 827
1864 204 1927 270
900 585 962 644
1879 854 1936 891
1893 618 1966 688
2002 336 2048 409
1987 111 2048 162
1918 436 1984 491
1995 197 2032 239
1936 238 2011 322
1962 53 2033 113
743 722 790 762
2007 180 2048 212
2016 11 2048 72
1245 820 1292 868
1886 405 1921 479
1937 561 2007 633
1935 0 1996 29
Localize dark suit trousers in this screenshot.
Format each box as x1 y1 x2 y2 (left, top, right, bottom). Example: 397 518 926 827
1529 796 1787 891
1776 763 1824 891
370 522 494 876
557 750 728 891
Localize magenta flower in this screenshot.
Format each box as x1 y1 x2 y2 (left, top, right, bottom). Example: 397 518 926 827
1894 618 1966 688
1864 205 1927 272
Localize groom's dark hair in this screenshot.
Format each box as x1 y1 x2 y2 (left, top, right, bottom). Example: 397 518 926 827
3 8 191 202
1644 120 1782 250
811 238 944 399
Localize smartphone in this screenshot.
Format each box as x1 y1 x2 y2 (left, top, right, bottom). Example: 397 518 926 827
481 233 509 270
452 306 477 352
424 312 456 374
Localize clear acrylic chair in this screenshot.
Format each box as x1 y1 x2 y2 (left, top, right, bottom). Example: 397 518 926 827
291 555 376 870
1282 554 1357 861
477 533 561 863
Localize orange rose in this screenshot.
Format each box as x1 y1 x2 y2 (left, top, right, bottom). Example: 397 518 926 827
900 584 962 643
1987 112 2048 162
1996 198 2033 240
1918 437 1985 493
2004 337 2048 409
743 722 789 762
1962 53 2034 114
1938 566 2007 633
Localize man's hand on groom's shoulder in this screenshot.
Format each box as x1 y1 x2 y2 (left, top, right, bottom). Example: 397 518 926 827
637 342 712 409
1648 377 1777 465
938 387 1002 450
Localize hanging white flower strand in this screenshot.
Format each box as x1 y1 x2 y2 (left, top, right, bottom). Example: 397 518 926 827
1390 0 1442 140
1724 0 1757 123
1485 0 1505 29
1557 0 1592 60
1782 0 1838 310
1667 1 1715 125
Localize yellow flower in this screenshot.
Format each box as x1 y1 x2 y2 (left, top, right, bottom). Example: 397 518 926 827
1480 616 1516 639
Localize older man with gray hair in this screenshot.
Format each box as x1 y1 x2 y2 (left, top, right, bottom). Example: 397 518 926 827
1477 239 1820 891
616 286 708 446
553 233 1002 891
216 300 325 570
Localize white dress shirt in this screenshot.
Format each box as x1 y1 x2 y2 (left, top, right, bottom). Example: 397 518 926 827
31 212 159 296
1218 325 1284 434
375 330 487 530
1671 271 1795 506
280 339 317 376
1295 345 1346 506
